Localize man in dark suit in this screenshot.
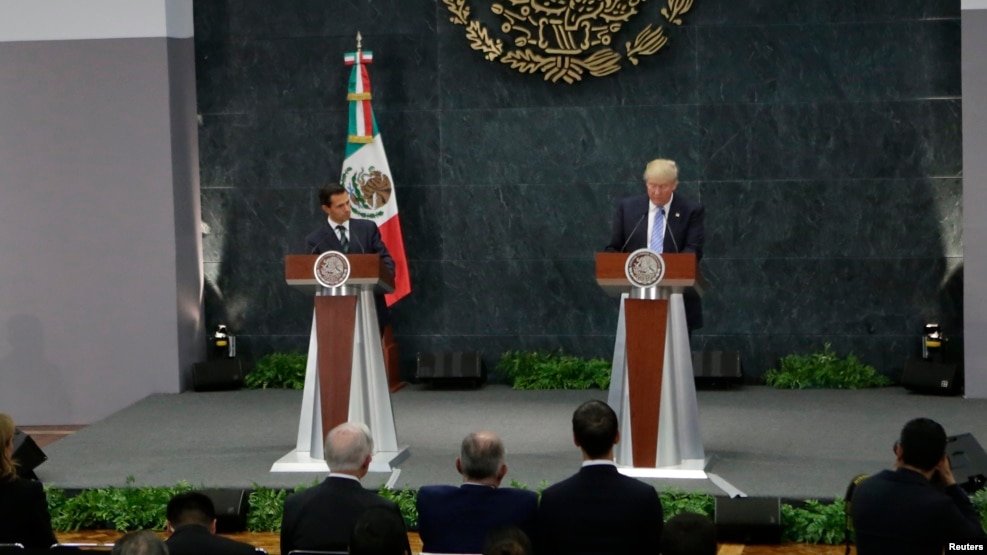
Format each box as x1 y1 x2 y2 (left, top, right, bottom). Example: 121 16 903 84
306 183 396 329
165 491 258 555
417 431 538 554
280 422 410 555
851 417 986 554
536 400 664 555
605 159 705 330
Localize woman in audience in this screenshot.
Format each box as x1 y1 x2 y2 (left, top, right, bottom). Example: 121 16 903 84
0 413 58 548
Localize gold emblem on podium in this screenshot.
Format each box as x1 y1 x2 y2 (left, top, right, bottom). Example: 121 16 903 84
442 0 695 83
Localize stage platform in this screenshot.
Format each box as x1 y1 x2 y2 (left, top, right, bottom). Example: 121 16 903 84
35 385 987 500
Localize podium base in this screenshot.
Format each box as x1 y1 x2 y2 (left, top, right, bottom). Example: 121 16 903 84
617 457 710 480
270 446 410 474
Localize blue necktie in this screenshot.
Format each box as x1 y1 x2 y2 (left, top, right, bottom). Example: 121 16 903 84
336 225 349 253
650 207 664 254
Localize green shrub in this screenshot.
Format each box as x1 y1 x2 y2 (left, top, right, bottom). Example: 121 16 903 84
660 488 715 519
378 486 419 529
47 478 193 531
245 352 307 389
764 343 891 389
780 499 848 544
497 350 611 390
971 487 987 533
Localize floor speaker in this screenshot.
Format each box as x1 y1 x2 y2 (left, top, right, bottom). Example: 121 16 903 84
416 352 484 387
902 358 961 395
692 350 743 388
947 433 987 493
193 359 243 391
12 428 47 480
715 497 782 544
201 488 249 533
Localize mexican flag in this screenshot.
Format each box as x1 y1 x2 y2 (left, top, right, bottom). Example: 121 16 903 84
340 43 411 306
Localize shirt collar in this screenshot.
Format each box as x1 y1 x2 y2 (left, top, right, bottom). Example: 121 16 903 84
581 459 617 468
328 472 361 482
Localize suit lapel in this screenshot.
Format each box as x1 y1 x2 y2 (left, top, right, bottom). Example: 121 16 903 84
664 196 684 253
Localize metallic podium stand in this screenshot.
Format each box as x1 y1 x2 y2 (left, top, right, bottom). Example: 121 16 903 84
597 251 707 478
272 253 408 473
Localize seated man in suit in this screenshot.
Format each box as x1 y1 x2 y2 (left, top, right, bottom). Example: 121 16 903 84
306 183 395 330
536 400 664 555
851 417 986 554
165 491 258 555
605 158 705 331
417 431 537 554
350 506 411 555
660 512 717 555
280 422 410 555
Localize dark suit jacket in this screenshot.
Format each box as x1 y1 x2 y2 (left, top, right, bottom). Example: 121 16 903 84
305 218 396 328
851 468 986 555
536 464 664 555
166 524 258 555
280 476 409 555
416 484 538 554
0 477 57 549
605 193 705 330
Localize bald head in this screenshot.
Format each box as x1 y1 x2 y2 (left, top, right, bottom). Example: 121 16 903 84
458 431 506 483
324 422 374 474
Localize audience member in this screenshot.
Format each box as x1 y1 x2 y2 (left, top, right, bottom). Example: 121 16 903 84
660 512 717 555
110 530 169 555
280 422 410 554
535 400 664 555
482 525 532 555
417 431 537 554
165 491 257 555
0 413 57 549
851 417 986 554
349 506 410 555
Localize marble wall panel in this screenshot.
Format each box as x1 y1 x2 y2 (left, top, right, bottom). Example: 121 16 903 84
697 21 960 104
701 178 962 258
698 100 962 181
440 105 700 186
692 0 958 26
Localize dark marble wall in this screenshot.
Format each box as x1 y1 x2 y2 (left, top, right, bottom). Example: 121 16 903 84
194 0 962 382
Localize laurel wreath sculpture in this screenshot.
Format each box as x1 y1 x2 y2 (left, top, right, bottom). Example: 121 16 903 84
442 0 695 84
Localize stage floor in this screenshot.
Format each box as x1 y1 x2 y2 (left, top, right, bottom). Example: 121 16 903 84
35 385 987 500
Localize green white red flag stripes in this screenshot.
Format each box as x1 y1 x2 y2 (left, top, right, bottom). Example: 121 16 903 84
340 43 411 306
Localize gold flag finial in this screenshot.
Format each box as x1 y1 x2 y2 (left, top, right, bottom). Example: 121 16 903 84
356 31 362 51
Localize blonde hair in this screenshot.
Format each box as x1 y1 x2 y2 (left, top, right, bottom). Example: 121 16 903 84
643 159 679 183
0 413 18 481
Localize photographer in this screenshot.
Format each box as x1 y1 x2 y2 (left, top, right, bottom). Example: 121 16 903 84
851 417 985 554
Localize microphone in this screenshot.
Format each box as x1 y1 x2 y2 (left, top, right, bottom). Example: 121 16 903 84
349 223 366 253
663 208 680 253
620 212 648 252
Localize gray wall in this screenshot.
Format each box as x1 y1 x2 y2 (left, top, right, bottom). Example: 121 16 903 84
0 36 203 424
963 2 987 398
195 1 962 383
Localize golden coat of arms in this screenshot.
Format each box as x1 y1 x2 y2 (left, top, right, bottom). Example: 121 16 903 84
442 0 695 83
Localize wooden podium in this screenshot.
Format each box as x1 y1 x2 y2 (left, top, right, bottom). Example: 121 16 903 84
597 252 707 478
271 254 408 473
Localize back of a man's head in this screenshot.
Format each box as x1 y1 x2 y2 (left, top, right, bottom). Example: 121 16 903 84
349 506 407 555
460 431 505 481
899 417 947 471
482 525 532 555
166 491 216 529
660 512 717 555
324 422 374 472
111 530 169 555
572 400 619 459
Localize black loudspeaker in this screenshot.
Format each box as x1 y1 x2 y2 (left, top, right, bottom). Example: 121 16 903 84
692 350 743 388
416 352 484 387
201 489 249 533
12 428 47 480
947 433 987 493
192 359 243 391
715 497 782 544
901 358 961 395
